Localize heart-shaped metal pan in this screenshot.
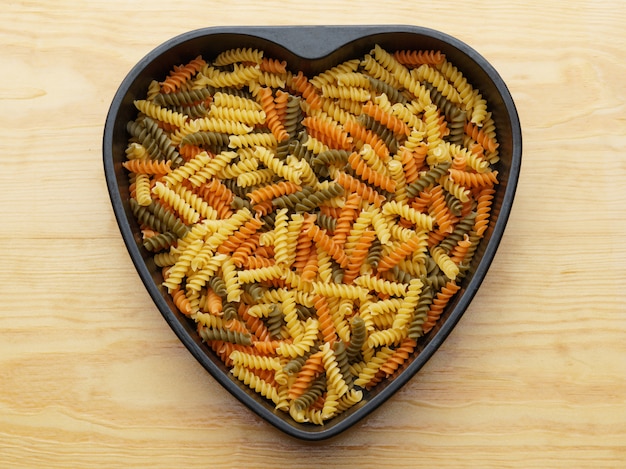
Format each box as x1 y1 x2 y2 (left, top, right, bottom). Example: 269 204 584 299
103 25 521 441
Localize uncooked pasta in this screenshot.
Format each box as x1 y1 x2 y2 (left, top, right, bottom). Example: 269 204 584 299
122 45 500 425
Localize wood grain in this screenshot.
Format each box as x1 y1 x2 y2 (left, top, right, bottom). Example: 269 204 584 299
1 1 625 467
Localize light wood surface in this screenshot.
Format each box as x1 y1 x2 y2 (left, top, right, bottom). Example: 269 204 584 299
1 1 625 467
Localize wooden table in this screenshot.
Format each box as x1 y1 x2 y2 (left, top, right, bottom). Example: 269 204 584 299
1 1 625 467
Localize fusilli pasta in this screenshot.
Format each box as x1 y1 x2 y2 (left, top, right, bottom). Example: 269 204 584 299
122 45 501 426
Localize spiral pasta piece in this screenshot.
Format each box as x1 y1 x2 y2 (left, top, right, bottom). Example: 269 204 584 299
295 245 317 281
216 157 259 180
134 99 188 128
160 55 206 93
333 71 370 88
283 214 305 270
272 208 291 269
236 168 276 188
448 168 499 188
132 172 152 207
343 229 376 285
288 71 322 110
123 159 172 176
130 199 188 239
229 350 282 371
360 54 403 90
413 65 460 106
320 83 371 102
427 184 456 234
391 278 423 330
295 183 344 213
405 161 451 198
469 89 488 126
464 120 499 153
208 105 266 125
334 170 386 208
246 181 302 205
361 100 411 137
170 288 192 316
354 274 407 297
348 150 396 193
257 79 288 101
287 350 325 401
321 341 349 398
308 59 360 88
292 215 315 270
213 47 263 66
387 158 407 202
314 295 338 344
238 265 284 284
189 116 253 135
378 337 418 378
230 365 281 406
422 281 461 334
393 49 446 67
155 87 212 108
143 231 178 253
422 104 442 152
125 142 150 161
256 86 289 142
254 145 302 185
474 186 496 236
397 146 421 185
302 115 354 151
382 201 434 231
198 63 262 89
430 246 460 280
152 181 200 224
309 282 369 302
449 233 472 265
330 192 361 248
291 156 320 189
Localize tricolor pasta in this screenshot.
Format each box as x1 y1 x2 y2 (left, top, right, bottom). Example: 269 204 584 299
123 45 500 425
